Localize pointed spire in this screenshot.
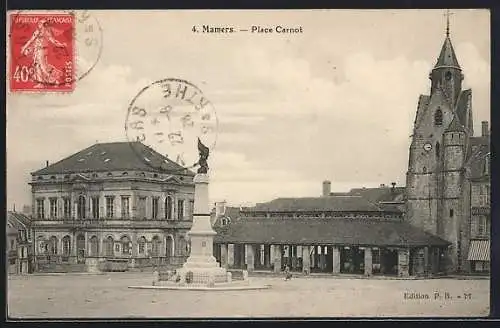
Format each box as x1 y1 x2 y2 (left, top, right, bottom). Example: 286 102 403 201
434 10 460 70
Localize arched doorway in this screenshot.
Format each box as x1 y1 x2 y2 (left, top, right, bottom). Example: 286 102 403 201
104 236 114 257
89 236 98 257
62 236 71 261
76 234 85 263
121 236 131 256
137 236 146 256
49 236 58 256
165 235 174 258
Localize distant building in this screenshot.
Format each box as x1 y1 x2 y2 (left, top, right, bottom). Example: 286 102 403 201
405 26 490 274
29 142 195 273
7 211 34 274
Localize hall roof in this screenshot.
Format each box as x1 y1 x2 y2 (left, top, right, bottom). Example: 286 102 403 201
32 142 195 175
214 217 450 247
7 212 32 231
252 196 388 213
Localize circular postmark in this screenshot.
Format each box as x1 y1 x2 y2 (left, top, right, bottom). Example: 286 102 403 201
8 10 103 90
125 78 219 172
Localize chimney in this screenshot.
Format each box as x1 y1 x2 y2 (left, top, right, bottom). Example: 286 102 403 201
215 200 226 218
481 121 489 137
391 182 396 192
46 160 49 167
322 180 331 197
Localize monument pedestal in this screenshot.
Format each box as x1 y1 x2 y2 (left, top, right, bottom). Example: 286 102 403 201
177 173 228 285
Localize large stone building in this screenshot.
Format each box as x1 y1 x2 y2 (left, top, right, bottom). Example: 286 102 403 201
405 27 490 273
30 141 195 272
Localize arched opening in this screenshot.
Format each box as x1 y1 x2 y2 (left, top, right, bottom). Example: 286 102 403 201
104 236 114 257
89 236 98 256
434 109 443 126
423 166 427 174
449 209 454 218
121 236 131 256
77 195 86 219
49 236 58 255
62 235 71 257
165 235 174 258
138 236 146 256
151 236 160 257
165 196 173 220
76 234 86 263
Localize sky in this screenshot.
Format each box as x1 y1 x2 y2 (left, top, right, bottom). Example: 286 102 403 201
6 9 490 208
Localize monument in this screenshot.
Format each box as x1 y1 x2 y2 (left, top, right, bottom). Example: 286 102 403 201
175 138 229 284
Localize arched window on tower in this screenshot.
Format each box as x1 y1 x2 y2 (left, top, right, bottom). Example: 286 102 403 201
435 142 440 158
434 109 443 126
423 166 427 174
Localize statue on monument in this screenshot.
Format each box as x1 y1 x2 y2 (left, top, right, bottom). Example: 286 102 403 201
197 138 209 174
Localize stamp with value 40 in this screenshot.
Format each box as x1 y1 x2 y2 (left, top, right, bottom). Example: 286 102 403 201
9 13 75 92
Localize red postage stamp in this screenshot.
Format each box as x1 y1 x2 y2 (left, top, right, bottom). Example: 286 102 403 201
9 13 75 92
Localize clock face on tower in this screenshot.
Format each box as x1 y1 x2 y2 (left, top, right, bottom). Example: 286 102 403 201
423 143 432 152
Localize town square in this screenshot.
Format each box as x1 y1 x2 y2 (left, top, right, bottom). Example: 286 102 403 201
6 9 490 318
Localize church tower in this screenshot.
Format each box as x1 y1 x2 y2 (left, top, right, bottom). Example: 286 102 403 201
406 12 473 272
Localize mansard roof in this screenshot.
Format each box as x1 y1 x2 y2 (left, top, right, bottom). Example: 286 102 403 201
434 36 461 70
214 217 450 247
32 142 195 176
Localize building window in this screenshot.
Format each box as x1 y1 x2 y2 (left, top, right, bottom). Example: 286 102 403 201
436 142 440 157
121 196 130 218
422 166 427 174
479 185 490 206
10 240 14 250
77 195 86 219
189 200 194 220
152 197 159 219
49 198 58 219
449 209 454 218
92 197 100 219
165 196 173 220
36 199 45 219
63 198 71 218
434 109 443 126
138 197 147 219
104 236 114 256
478 216 487 237
138 237 146 255
121 236 131 255
177 199 185 220
62 236 71 256
151 236 160 256
106 196 114 218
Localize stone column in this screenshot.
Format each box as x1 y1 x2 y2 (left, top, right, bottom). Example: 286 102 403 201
220 244 228 269
398 249 410 277
228 244 234 268
245 244 255 272
273 245 282 273
302 245 311 274
332 246 340 274
364 247 373 276
424 246 429 275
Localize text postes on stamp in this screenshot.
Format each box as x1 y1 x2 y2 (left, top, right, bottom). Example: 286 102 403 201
125 78 218 172
9 13 75 92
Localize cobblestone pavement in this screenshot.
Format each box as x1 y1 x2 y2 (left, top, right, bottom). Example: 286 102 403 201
7 273 490 318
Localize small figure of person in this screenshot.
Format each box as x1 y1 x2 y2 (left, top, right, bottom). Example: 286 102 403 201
284 265 292 281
